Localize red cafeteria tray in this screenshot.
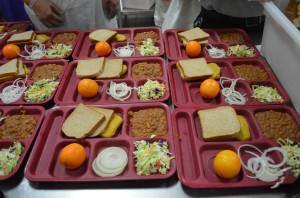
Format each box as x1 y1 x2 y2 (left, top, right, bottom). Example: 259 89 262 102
0 105 45 181
0 21 32 33
164 28 260 61
72 27 165 59
172 105 300 188
0 59 68 106
54 57 170 105
168 58 290 107
0 30 81 61
25 103 176 182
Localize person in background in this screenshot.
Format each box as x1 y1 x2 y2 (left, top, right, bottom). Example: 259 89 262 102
23 0 118 30
155 0 201 32
194 0 266 31
154 0 171 27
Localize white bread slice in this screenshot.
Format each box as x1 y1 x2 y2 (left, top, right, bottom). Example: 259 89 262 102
198 106 241 141
7 30 34 45
96 59 123 79
0 59 18 78
76 57 105 78
182 37 208 46
62 103 105 139
178 28 209 42
89 29 117 42
87 107 114 137
18 60 26 78
177 58 213 81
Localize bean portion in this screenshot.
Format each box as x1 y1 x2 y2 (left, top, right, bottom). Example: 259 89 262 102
52 33 77 45
219 32 245 43
134 31 159 45
132 62 162 78
0 114 37 139
31 64 63 81
234 64 269 80
129 108 167 137
255 110 300 140
7 23 28 32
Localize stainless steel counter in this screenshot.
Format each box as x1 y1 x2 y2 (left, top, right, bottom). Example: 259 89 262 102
1 168 299 198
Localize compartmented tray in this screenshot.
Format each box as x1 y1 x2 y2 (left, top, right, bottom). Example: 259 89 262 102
72 27 165 59
164 28 260 61
0 30 81 61
25 103 176 182
168 58 290 107
0 105 45 181
172 105 300 188
0 59 68 105
0 21 32 33
54 57 170 105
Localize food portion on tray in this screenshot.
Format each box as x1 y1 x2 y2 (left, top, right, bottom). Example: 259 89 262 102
0 21 32 41
54 57 169 105
0 59 67 105
164 28 260 60
0 30 80 60
72 27 165 59
168 58 289 107
172 105 300 188
0 105 45 180
24 103 176 182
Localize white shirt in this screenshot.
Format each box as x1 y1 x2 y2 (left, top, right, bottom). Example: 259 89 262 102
201 0 264 17
24 0 117 30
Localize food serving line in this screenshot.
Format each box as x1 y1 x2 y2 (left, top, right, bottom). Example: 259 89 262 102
0 1 300 197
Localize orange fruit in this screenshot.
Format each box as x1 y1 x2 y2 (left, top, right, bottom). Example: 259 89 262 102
59 143 86 169
95 41 111 57
200 79 220 99
3 44 20 59
77 79 99 98
186 41 201 57
213 150 241 179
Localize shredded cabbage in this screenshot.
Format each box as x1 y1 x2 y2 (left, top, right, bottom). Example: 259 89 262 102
137 38 160 56
45 43 72 58
227 44 255 57
0 141 24 176
137 79 166 100
252 85 284 103
133 140 174 175
24 79 59 102
277 138 300 177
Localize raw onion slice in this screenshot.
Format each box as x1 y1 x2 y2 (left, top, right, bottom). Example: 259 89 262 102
113 43 135 57
220 77 247 105
205 44 226 58
106 81 137 101
18 40 46 60
0 76 28 104
92 147 128 177
237 144 290 188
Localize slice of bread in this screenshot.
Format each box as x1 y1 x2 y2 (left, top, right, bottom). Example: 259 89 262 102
76 57 105 78
89 29 117 42
7 30 34 45
62 103 105 139
18 60 26 78
177 58 213 81
182 37 208 46
198 106 241 141
178 27 209 42
87 107 114 137
97 59 123 79
0 59 18 78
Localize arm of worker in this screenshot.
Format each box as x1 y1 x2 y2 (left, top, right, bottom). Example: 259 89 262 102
102 0 118 19
24 0 63 27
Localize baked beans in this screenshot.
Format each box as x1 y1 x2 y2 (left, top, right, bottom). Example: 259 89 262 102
134 31 159 45
132 62 162 78
7 23 28 32
234 64 269 80
30 64 63 81
129 108 167 137
255 110 300 140
52 33 77 45
219 32 245 43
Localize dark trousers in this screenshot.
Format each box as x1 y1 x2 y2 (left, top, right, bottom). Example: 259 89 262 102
194 7 265 32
